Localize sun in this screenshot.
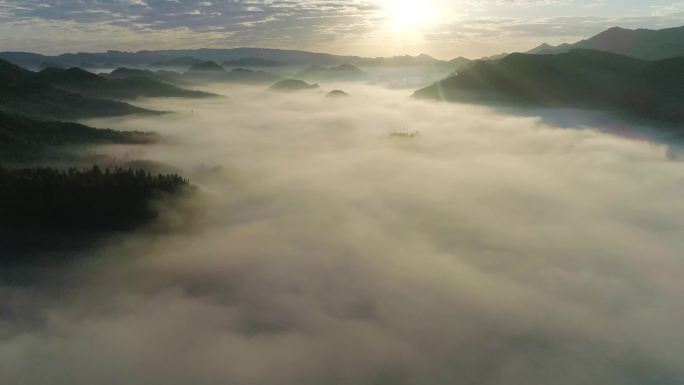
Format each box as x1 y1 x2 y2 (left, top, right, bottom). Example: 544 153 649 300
388 0 436 32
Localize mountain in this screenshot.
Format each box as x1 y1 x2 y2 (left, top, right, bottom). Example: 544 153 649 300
297 64 368 81
183 62 281 83
0 59 155 120
0 57 39 83
639 57 684 122
414 49 684 124
0 111 158 162
223 58 285 67
39 62 67 70
527 43 555 54
0 48 449 69
36 67 216 99
187 61 225 72
528 26 684 60
270 79 320 92
326 90 349 98
527 43 573 55
355 54 442 67
36 67 105 84
0 52 50 67
106 67 189 87
481 52 510 61
184 61 226 81
78 62 116 69
169 48 357 66
448 57 473 72
149 56 203 68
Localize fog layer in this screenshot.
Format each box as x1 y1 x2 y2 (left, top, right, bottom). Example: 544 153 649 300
2 84 684 385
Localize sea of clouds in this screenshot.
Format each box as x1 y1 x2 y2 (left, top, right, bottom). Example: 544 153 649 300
1 84 683 385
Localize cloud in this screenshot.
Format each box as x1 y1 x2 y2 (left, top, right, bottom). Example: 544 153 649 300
1 83 684 384
0 0 375 36
1 0 683 57
651 1 684 16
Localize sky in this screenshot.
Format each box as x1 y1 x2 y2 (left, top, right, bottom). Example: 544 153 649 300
1 0 684 59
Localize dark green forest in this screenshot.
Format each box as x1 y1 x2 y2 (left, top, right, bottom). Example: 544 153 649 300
0 60 198 264
0 166 191 264
0 111 159 161
0 166 188 231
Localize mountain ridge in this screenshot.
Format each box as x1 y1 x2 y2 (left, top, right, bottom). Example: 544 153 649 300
527 25 684 60
0 59 160 120
414 49 684 124
0 48 448 69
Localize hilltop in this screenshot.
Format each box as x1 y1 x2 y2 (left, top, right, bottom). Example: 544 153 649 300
270 79 320 92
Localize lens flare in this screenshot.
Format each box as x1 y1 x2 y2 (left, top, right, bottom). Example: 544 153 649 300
388 0 436 32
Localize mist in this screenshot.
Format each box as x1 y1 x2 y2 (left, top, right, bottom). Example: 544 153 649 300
2 83 684 385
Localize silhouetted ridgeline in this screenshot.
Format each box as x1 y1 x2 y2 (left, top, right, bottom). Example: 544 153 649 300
188 61 225 73
270 79 319 91
0 59 157 120
414 49 684 124
0 48 447 68
528 25 684 61
183 61 282 83
36 67 217 100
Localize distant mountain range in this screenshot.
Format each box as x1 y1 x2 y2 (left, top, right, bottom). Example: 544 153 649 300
0 48 453 70
222 58 284 67
296 64 368 81
0 59 156 120
2 25 683 73
414 49 684 124
183 61 282 83
527 26 684 61
106 68 192 87
36 67 216 100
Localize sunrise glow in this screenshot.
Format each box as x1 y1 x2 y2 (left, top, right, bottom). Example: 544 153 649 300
387 0 437 32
